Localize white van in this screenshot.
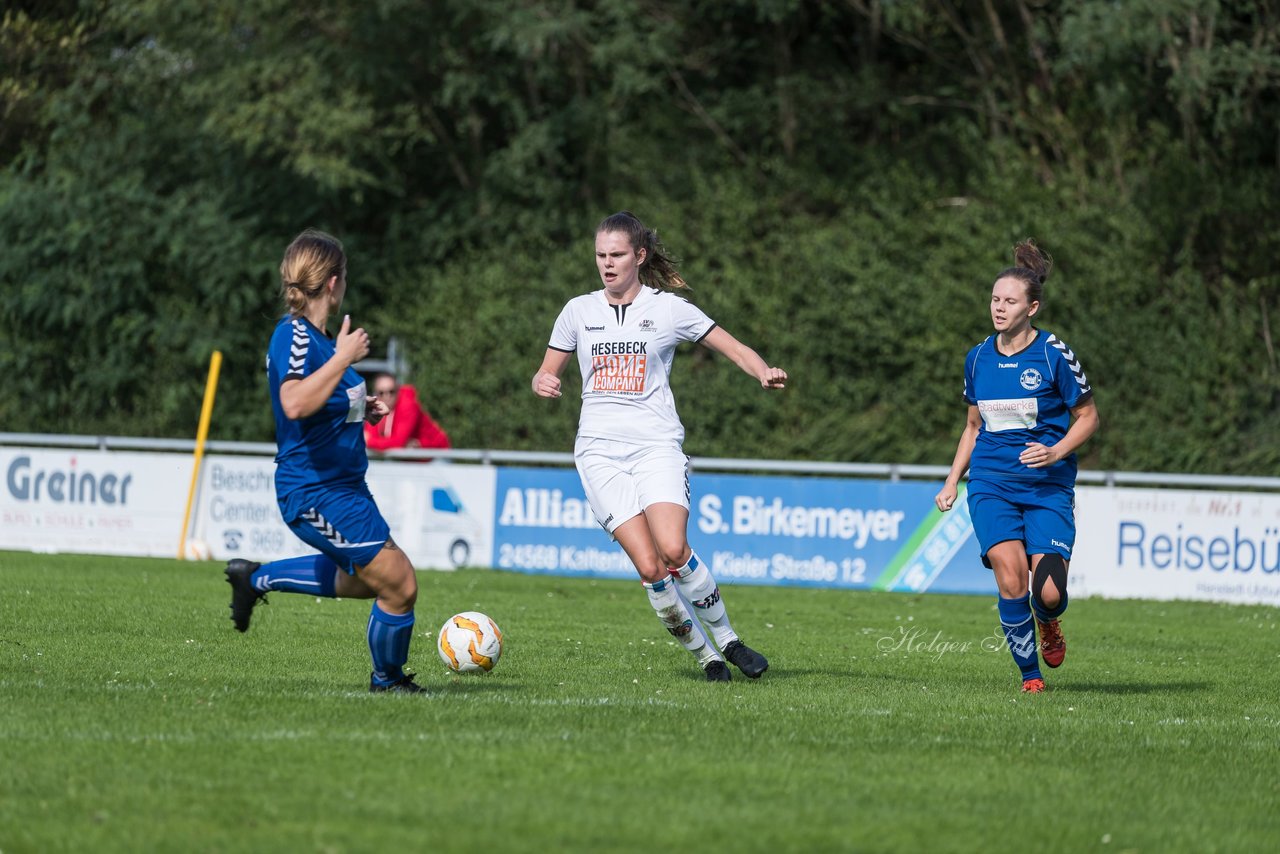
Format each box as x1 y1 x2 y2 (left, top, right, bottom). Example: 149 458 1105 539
367 468 489 570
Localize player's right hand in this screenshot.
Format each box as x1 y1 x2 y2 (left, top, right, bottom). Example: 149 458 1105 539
532 371 562 398
336 314 370 366
934 484 957 512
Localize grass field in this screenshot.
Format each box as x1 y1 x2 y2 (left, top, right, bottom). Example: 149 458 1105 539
1 551 1277 853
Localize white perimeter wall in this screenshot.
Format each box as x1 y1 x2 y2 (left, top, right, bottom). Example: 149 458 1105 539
2 446 1277 607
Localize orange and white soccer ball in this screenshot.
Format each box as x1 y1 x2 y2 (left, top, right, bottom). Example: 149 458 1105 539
437 611 504 673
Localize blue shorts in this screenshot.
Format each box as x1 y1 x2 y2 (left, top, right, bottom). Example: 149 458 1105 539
285 483 391 573
966 478 1075 568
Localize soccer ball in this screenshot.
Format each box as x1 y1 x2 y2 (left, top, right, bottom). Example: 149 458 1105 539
437 611 504 673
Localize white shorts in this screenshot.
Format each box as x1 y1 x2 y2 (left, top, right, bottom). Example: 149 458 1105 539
574 437 690 535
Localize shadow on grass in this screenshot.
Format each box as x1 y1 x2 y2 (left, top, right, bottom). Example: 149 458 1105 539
431 676 525 694
1051 680 1212 695
672 665 867 683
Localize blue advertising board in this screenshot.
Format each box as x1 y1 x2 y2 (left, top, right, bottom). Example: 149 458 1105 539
493 467 993 595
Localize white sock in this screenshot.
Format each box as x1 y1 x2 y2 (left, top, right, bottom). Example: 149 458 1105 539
671 551 738 649
642 577 718 666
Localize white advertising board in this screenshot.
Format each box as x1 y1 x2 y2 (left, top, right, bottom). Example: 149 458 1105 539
188 455 312 564
4 441 1278 609
365 459 496 570
0 448 191 558
1073 486 1280 607
189 454 496 571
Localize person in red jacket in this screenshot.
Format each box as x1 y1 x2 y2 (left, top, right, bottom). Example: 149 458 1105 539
364 372 451 454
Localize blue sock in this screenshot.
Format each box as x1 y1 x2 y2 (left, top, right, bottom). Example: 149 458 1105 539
367 602 415 686
251 554 338 597
1032 588 1069 622
998 595 1042 681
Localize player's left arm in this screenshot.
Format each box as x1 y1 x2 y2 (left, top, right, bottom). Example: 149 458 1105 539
700 327 787 390
1022 398 1100 468
365 397 390 427
366 396 416 448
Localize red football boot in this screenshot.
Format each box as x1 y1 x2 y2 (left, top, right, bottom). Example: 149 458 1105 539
1037 618 1066 668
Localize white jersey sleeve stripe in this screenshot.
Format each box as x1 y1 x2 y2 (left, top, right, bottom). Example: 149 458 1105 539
285 319 309 380
1046 333 1091 395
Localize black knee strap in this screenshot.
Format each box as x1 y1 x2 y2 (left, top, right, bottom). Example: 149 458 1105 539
1032 553 1068 612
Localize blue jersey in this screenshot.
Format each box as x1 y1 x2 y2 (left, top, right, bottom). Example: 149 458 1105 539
266 315 370 521
963 329 1092 486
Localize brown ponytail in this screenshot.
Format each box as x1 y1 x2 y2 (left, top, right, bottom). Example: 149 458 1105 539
279 229 346 315
996 239 1052 304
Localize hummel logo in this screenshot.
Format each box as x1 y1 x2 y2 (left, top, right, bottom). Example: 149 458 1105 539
998 362 1019 368
692 588 721 609
1009 629 1036 659
585 325 605 331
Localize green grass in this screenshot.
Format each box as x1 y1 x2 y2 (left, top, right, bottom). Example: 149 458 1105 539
1 551 1277 853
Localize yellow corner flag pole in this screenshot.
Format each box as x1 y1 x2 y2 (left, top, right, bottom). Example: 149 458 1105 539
178 350 223 559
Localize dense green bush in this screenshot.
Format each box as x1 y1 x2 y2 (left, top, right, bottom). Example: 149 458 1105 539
2 1 1277 474
377 153 1268 474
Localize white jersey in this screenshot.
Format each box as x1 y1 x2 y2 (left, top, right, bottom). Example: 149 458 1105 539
549 286 716 444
